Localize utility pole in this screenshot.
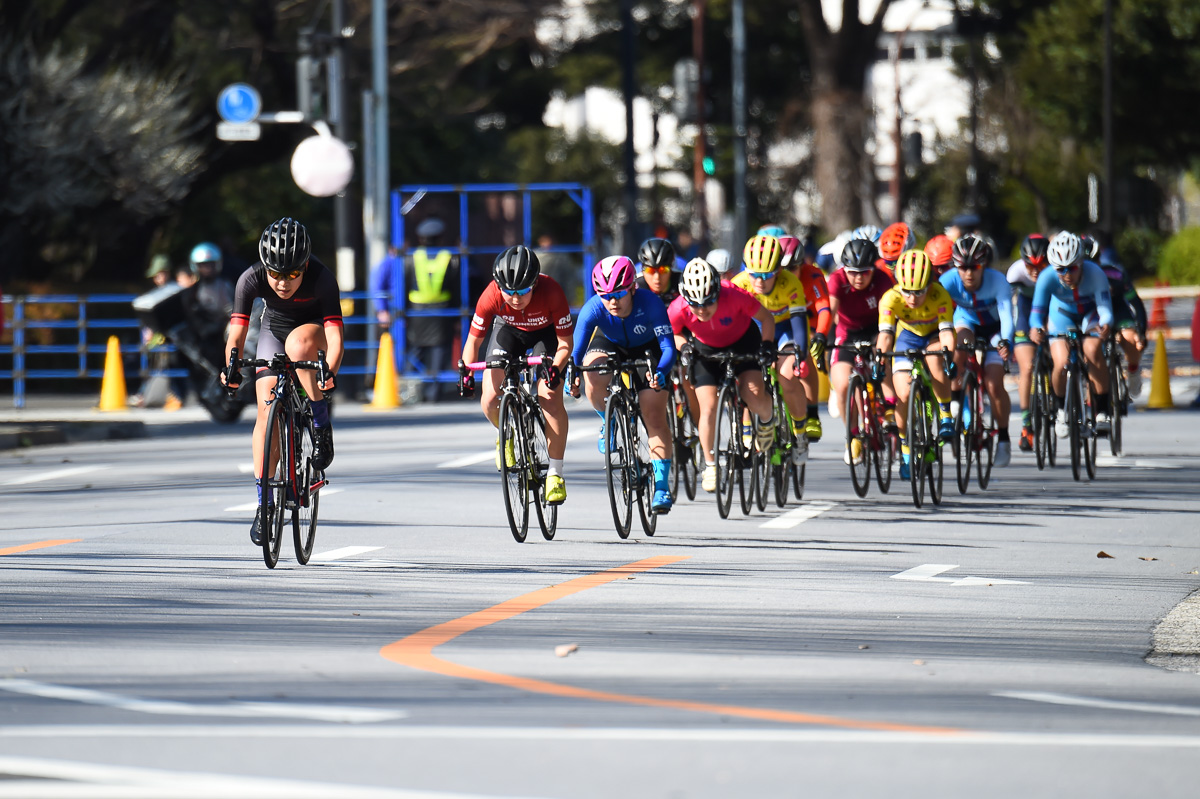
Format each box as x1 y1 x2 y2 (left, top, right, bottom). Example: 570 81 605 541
1102 0 1114 234
330 0 355 297
619 0 638 256
368 0 389 271
890 29 907 221
731 0 747 252
692 0 707 247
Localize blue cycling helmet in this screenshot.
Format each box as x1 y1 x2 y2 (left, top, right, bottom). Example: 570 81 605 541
189 242 222 274
756 224 787 238
851 225 881 242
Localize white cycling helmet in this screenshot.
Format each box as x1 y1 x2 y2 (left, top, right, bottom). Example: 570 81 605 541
1047 231 1083 270
706 248 733 274
680 257 720 306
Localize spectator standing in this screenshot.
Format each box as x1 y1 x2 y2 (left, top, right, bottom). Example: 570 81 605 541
406 217 459 403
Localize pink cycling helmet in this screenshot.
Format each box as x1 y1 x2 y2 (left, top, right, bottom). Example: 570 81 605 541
592 255 637 294
777 235 803 267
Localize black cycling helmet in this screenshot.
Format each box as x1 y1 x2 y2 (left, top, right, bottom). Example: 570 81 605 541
1020 233 1049 268
638 238 676 268
951 234 992 270
839 238 879 271
493 245 540 292
1078 234 1100 261
259 217 311 273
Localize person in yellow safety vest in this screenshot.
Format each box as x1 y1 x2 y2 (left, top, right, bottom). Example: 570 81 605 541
406 217 458 403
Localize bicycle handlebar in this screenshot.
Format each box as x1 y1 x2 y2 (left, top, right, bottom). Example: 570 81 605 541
462 354 551 372
876 348 954 361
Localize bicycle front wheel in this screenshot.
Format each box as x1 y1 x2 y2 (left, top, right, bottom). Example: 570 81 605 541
976 388 996 490
1067 369 1083 482
604 393 634 538
292 412 319 565
634 417 657 537
260 399 287 568
714 384 738 519
1109 353 1124 457
528 406 557 541
499 393 530 542
1083 384 1097 481
955 373 978 495
846 375 871 498
907 381 928 509
874 400 897 495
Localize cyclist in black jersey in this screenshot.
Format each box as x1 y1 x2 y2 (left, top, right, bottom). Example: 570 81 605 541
221 218 343 544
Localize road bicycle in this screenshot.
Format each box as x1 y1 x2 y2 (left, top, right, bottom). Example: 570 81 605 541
881 348 951 509
837 341 897 498
952 341 999 494
1054 331 1097 482
707 350 769 519
575 355 661 538
461 354 557 543
227 347 329 569
1102 334 1129 457
668 361 700 502
759 344 806 509
1030 341 1058 471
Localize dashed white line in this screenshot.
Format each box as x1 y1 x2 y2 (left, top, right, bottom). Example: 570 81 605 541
995 691 1200 717
311 546 383 562
5 465 106 486
0 680 404 724
759 501 836 529
891 564 1026 586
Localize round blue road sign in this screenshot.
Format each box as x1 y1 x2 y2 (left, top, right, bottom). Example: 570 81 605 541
217 84 262 124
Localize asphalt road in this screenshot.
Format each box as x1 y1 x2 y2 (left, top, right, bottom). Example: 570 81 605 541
1 400 1198 798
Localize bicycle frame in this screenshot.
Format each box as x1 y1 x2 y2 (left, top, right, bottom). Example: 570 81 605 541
953 341 999 493
837 342 896 497
1051 331 1097 481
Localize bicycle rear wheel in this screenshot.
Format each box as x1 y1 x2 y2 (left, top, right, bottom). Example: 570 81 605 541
634 417 657 537
739 414 756 516
499 393 530 542
874 402 897 495
907 381 928 509
846 375 871 498
928 422 945 506
604 393 634 538
714 385 738 519
528 407 557 541
955 373 978 495
292 412 320 565
772 415 793 508
1108 351 1124 456
260 400 287 568
976 390 995 490
675 389 699 501
1083 385 1097 481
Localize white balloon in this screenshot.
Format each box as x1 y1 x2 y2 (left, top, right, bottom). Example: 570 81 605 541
290 135 354 197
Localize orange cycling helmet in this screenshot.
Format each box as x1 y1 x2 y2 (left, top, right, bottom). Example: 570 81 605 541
743 235 783 274
879 222 915 262
924 234 954 268
893 249 933 292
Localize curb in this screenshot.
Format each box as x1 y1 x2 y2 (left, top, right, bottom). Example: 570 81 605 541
0 421 148 451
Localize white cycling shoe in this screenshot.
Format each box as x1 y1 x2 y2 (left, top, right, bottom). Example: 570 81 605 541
994 440 1011 467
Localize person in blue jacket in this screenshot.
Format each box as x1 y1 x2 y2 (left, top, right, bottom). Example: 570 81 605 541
569 255 677 513
1029 231 1114 437
939 234 1015 466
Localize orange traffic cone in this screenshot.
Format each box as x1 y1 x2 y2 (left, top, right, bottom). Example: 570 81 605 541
98 336 127 411
369 332 400 409
1148 280 1168 330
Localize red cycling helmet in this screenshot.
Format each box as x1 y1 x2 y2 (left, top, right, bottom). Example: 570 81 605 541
924 234 954 269
777 235 803 268
879 222 915 262
592 255 636 295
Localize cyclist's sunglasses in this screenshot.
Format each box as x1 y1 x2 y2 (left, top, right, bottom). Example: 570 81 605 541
599 289 630 302
641 265 672 275
899 287 928 298
686 296 717 308
746 270 778 280
501 285 534 297
843 266 874 275
1054 263 1080 275
267 266 306 280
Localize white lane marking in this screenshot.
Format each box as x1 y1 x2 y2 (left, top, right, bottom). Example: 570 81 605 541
2 726 1200 748
436 428 594 469
0 679 404 724
224 487 342 512
0 756 517 798
759 501 837 529
311 546 383 562
237 462 255 474
5 465 106 486
1096 456 1183 469
891 564 1026 586
996 691 1200 718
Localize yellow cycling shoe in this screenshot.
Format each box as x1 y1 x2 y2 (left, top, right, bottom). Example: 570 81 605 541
803 416 823 441
545 474 567 505
494 436 516 471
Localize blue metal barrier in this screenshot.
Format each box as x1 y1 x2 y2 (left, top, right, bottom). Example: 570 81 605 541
0 291 387 409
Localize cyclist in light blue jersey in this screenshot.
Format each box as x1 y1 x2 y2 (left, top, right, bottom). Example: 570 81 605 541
939 235 1015 466
1029 231 1114 437
570 256 677 513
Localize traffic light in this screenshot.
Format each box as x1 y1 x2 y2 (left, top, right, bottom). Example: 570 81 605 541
702 156 716 176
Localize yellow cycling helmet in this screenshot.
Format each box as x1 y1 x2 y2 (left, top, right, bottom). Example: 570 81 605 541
893 249 933 292
742 235 783 274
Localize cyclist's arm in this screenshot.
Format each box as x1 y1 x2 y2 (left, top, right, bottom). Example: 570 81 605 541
552 332 572 374
1029 269 1052 331
461 331 485 367
753 303 776 342
323 322 345 385
994 276 1015 344
1091 272 1114 329
1125 281 1148 334
222 320 249 385
937 327 957 353
788 309 808 354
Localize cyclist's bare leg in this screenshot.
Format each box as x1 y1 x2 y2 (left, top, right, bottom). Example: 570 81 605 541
777 353 807 422
1050 338 1069 397
581 350 612 413
926 344 952 402
638 387 672 459
798 351 820 407
1014 342 1035 414
537 381 568 460
480 367 504 427
736 371 773 421
1119 327 1143 373
952 328 974 392
694 384 719 464
892 369 913 438
1083 336 1110 395
682 375 700 425
984 361 1010 425
285 323 328 401
252 373 280 479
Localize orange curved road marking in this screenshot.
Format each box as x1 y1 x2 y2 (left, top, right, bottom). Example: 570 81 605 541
0 539 80 557
381 555 961 734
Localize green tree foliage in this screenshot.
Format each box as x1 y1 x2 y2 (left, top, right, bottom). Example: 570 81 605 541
1156 227 1200 285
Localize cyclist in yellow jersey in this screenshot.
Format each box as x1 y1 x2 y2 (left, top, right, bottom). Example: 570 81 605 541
731 235 812 461
876 249 958 481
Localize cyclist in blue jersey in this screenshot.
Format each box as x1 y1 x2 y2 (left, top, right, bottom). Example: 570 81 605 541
939 234 1015 466
1084 232 1148 398
569 256 677 513
1029 232 1114 437
1008 233 1050 451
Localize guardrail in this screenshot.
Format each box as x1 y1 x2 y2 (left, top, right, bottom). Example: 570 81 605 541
0 291 387 409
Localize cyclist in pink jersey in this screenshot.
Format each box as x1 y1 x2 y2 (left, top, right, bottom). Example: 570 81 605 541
827 239 898 449
668 258 777 493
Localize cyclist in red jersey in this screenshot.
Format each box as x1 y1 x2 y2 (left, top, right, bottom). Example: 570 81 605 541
668 258 777 493
459 246 573 504
780 235 831 440
827 239 898 451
